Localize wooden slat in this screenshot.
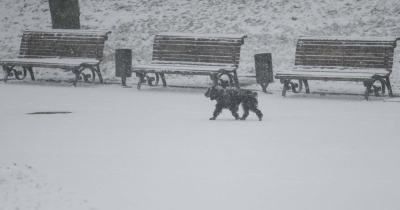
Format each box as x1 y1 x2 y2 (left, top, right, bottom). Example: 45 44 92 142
276 72 389 81
156 32 246 39
297 45 394 51
20 48 102 53
295 58 393 64
21 43 104 49
153 51 240 58
298 41 395 47
276 66 390 81
297 49 394 54
0 58 100 69
296 50 394 56
21 39 105 45
153 52 240 59
296 52 393 57
291 67 390 74
296 54 394 61
20 45 102 51
23 33 107 38
153 46 241 55
295 61 392 68
154 36 244 44
20 51 102 57
152 57 238 64
275 75 376 82
153 44 241 51
22 34 107 41
298 36 398 42
294 62 393 68
20 48 103 57
23 33 106 37
151 59 238 65
20 46 102 52
150 61 237 67
155 48 240 53
292 66 383 71
295 56 393 64
24 29 111 35
154 40 243 46
21 40 104 45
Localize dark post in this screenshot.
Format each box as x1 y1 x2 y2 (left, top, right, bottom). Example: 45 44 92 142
115 49 132 86
48 0 80 29
254 53 274 93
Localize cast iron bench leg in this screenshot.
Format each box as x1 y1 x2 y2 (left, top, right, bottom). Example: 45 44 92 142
27 67 35 81
303 80 310 93
160 73 167 87
363 80 373 101
233 71 240 88
96 65 103 84
386 76 393 97
281 79 290 97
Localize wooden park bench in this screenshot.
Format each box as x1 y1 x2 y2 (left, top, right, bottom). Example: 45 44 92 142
0 29 111 86
275 36 399 100
132 33 248 90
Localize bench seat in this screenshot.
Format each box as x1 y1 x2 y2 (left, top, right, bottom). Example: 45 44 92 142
276 66 390 81
134 63 236 74
0 58 100 69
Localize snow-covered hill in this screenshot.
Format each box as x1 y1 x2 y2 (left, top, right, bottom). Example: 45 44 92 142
0 0 399 90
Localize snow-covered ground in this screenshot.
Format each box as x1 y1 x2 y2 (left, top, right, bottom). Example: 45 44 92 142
1 81 400 210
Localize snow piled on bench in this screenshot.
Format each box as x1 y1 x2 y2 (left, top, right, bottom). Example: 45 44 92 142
299 36 399 42
157 32 247 39
24 29 112 36
0 58 100 65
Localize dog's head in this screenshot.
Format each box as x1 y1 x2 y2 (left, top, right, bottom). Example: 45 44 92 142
204 86 222 100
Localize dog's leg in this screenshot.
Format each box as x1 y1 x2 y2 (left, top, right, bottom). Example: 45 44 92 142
210 104 223 120
250 107 263 121
240 102 250 120
229 105 240 120
247 96 263 121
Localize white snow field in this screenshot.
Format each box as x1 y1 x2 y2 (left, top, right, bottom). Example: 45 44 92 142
1 81 400 210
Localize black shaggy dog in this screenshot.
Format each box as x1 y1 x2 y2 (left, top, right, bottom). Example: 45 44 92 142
205 86 263 121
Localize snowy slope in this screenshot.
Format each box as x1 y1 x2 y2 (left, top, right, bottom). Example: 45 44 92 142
0 0 399 92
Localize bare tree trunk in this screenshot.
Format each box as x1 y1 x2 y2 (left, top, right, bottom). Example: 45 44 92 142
48 0 80 29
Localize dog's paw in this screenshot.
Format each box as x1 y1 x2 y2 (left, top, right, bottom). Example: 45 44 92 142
209 117 216 120
239 118 246 120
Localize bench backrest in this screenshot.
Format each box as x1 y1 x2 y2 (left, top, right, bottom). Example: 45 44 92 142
151 33 247 67
19 30 111 60
295 37 399 69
